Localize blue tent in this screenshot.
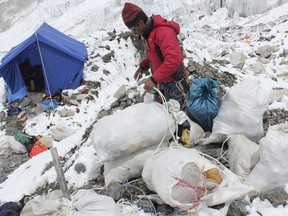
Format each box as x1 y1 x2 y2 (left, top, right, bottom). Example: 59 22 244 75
0 22 88 103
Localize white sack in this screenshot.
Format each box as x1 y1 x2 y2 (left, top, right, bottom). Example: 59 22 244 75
51 120 77 141
8 136 27 154
212 77 271 143
104 142 169 186
20 189 122 216
245 123 288 191
90 102 176 162
189 120 205 145
142 147 255 210
227 135 259 179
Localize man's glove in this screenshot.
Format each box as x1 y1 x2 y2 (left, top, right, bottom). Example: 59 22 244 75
144 77 157 92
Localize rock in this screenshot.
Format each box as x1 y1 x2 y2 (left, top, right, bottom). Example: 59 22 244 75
230 51 247 66
113 84 127 100
58 108 75 117
252 62 266 74
74 163 87 174
227 200 250 216
251 187 288 207
256 45 279 58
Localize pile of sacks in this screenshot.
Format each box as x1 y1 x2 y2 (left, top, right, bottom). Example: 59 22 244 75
89 98 256 211
90 100 180 186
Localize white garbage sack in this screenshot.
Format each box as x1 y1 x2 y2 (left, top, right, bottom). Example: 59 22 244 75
51 120 77 141
8 136 27 154
189 120 205 145
142 147 255 211
20 189 122 216
212 77 272 143
227 134 259 179
90 101 178 162
245 123 288 191
104 142 169 186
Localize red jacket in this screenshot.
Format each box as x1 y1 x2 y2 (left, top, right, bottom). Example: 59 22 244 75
140 15 187 83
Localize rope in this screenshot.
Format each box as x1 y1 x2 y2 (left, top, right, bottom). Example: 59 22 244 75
151 87 180 155
121 179 157 214
35 32 55 110
217 135 231 163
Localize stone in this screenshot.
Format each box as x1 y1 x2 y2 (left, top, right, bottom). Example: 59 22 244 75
227 200 250 216
230 51 247 66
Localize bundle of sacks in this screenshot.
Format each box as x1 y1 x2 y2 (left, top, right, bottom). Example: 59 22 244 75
89 99 256 211
90 99 187 186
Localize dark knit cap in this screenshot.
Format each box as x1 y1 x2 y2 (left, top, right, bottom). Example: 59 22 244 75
122 2 148 29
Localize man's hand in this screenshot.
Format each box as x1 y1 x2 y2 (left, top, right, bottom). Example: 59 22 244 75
134 67 143 80
144 79 155 91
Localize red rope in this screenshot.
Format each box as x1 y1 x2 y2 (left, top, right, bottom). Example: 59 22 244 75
173 175 206 210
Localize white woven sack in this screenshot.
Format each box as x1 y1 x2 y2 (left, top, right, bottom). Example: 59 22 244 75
189 120 205 145
142 147 221 210
90 102 176 162
212 77 271 143
227 134 259 179
9 136 27 154
142 147 255 210
104 142 169 186
21 189 122 216
245 123 288 190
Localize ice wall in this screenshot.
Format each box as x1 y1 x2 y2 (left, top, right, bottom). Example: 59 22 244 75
0 0 86 33
224 0 288 17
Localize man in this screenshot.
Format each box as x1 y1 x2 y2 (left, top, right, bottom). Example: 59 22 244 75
19 58 36 91
122 2 191 147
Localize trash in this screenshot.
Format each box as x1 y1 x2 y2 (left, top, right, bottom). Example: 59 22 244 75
212 77 272 143
189 120 205 145
7 105 21 116
90 102 176 162
142 147 255 209
0 201 21 216
17 110 28 124
180 129 190 148
8 136 27 154
20 189 122 216
204 167 223 184
245 123 288 191
29 142 49 158
40 99 58 110
13 130 35 147
38 136 53 148
19 97 32 110
227 134 259 179
26 103 44 118
104 142 169 186
186 77 219 132
51 121 77 141
58 108 75 117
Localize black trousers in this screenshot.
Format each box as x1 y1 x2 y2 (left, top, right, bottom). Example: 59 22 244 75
159 80 191 135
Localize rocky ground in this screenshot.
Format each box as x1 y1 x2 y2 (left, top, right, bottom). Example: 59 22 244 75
1 30 288 214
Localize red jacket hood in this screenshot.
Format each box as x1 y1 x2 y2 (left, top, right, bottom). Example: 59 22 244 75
152 15 180 35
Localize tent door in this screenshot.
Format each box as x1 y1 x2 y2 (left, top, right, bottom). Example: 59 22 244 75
19 59 45 93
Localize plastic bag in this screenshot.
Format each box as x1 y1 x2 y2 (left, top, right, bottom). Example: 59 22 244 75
186 77 219 132
212 77 271 143
245 123 288 190
90 102 176 162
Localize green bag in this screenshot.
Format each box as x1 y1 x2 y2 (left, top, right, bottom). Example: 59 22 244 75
14 130 36 146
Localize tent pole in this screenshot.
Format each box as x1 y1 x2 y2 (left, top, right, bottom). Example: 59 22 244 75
35 32 56 109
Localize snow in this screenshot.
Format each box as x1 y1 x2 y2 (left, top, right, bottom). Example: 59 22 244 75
1 0 288 215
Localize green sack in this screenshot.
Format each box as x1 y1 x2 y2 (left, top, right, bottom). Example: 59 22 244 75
14 130 33 145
